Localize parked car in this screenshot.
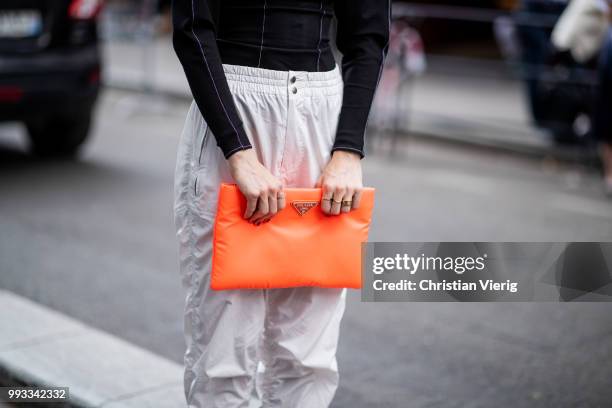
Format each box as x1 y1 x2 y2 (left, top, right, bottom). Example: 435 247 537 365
0 0 102 157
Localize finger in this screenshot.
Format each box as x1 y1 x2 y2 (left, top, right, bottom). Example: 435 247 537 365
277 189 286 211
341 189 355 214
268 192 278 216
260 194 278 223
251 209 266 224
244 194 258 219
352 188 363 210
258 194 269 218
330 199 342 215
249 198 264 223
259 214 272 224
321 185 334 214
251 212 264 225
330 187 345 215
251 196 270 224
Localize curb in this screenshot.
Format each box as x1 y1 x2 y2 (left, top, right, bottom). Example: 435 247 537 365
0 290 184 408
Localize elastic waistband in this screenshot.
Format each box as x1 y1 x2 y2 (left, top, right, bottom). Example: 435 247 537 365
222 64 343 96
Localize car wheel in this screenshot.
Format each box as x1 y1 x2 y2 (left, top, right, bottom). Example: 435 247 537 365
26 114 92 158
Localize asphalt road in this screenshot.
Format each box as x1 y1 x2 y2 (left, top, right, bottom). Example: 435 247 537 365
1 89 612 407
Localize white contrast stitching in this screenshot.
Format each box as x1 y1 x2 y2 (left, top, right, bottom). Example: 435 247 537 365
258 0 267 68
190 0 244 149
224 145 252 158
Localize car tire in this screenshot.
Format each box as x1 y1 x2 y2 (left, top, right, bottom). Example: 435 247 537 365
26 113 92 158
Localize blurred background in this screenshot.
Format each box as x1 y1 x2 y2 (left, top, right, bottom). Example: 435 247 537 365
1 0 611 407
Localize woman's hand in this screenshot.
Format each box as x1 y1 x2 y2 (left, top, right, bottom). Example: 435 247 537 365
227 149 285 225
316 150 363 215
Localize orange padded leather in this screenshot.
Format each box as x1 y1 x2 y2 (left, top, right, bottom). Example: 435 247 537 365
212 183 375 290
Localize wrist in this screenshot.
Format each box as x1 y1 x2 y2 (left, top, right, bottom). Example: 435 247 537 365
331 149 361 161
227 147 254 167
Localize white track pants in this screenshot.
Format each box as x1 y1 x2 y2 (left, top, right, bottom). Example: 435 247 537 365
174 64 347 408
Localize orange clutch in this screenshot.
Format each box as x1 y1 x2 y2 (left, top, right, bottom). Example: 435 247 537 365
211 183 375 290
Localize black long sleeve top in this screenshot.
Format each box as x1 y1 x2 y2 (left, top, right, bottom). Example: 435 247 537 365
172 0 390 159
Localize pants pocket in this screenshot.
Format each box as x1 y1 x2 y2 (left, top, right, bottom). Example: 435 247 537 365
193 135 233 220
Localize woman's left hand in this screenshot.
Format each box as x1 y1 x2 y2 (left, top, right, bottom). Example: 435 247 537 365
316 150 363 215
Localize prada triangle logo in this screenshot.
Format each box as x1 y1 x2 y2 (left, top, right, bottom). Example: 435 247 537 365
291 201 318 216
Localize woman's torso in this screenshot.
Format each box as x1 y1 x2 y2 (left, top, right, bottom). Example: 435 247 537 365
215 0 336 72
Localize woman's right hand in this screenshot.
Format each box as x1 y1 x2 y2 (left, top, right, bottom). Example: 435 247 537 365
227 149 285 225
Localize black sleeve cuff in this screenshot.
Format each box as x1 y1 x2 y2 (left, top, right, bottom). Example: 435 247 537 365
331 145 365 159
224 144 253 159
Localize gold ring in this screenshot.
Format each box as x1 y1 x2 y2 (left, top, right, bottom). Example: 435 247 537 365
342 201 352 207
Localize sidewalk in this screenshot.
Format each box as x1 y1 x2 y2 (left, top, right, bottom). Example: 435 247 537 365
102 36 568 159
0 290 184 407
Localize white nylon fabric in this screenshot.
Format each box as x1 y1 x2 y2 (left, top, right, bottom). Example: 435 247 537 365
174 63 347 408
